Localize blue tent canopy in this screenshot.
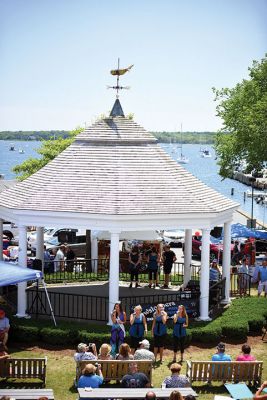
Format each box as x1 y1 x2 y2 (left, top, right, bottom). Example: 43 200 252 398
231 223 267 240
0 261 43 287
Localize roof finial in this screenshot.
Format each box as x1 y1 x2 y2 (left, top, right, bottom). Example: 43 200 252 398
107 58 133 98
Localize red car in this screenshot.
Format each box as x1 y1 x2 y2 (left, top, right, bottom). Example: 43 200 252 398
191 236 234 263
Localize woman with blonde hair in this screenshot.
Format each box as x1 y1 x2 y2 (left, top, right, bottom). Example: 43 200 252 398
129 305 147 352
116 343 134 360
169 390 184 400
152 303 167 363
98 343 113 360
173 304 188 363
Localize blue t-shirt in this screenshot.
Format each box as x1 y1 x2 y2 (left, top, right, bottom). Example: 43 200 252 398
212 353 232 362
259 267 267 282
78 374 103 388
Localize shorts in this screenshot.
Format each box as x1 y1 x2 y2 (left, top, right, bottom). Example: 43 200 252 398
153 334 166 348
258 280 267 294
163 265 172 274
130 335 143 350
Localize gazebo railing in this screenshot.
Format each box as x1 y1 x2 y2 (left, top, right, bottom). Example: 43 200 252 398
26 286 200 322
230 272 251 297
41 259 200 286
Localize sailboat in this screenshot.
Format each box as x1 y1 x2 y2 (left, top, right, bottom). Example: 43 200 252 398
177 124 189 164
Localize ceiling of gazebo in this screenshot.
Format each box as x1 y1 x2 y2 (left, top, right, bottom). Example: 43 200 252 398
0 102 239 229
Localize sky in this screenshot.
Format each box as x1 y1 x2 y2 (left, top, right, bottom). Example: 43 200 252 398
0 0 266 132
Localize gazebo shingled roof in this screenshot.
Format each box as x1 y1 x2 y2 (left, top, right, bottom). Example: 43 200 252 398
0 103 238 217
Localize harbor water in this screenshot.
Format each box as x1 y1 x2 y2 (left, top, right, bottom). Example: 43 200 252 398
0 140 266 225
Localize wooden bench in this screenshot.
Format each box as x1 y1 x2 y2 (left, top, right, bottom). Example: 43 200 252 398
0 357 47 387
186 361 263 385
76 359 153 385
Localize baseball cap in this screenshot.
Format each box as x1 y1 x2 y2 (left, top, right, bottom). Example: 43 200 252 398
139 339 150 349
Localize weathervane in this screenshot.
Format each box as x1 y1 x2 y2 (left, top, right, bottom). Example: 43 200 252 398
107 58 133 98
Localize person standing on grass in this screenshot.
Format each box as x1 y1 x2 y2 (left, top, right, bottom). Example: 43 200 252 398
128 246 142 288
0 310 9 347
152 303 167 363
172 305 188 363
258 260 267 297
147 247 160 289
129 305 147 352
110 302 126 357
162 244 176 288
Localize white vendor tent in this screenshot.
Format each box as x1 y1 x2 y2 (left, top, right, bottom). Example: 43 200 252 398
0 261 56 326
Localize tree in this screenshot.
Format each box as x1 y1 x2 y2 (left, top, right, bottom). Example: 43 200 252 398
213 55 267 178
13 127 83 180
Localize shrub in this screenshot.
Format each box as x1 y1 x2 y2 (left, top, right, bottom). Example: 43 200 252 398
40 327 77 345
191 325 222 343
10 324 40 343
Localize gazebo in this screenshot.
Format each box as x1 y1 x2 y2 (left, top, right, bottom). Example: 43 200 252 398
0 99 239 321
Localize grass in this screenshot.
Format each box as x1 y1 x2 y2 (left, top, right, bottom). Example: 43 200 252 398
2 335 266 400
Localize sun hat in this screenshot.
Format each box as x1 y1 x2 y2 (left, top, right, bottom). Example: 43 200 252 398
139 339 150 349
0 310 5 318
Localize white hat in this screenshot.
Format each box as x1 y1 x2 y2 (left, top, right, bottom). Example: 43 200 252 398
139 339 150 349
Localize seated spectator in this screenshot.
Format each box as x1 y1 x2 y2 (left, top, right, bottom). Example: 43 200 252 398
116 343 134 360
169 390 184 400
0 341 9 360
254 380 267 400
0 309 9 347
145 391 157 400
209 259 220 282
211 342 231 361
133 339 155 362
121 362 150 388
162 363 190 388
74 342 97 362
98 343 113 360
78 363 103 388
236 344 256 361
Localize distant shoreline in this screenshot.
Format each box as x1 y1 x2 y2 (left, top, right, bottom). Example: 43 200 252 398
0 130 218 144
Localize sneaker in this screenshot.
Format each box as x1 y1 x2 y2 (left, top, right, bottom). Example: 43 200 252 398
147 284 152 288
155 284 160 287
129 283 132 288
161 285 169 289
135 283 140 288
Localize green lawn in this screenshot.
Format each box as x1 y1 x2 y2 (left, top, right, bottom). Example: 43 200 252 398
3 335 266 400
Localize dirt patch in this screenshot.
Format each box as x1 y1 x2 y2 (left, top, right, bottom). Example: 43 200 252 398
13 335 264 358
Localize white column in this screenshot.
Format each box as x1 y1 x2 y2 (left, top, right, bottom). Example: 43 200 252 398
0 219 3 261
199 228 211 321
36 226 44 271
91 237 98 273
222 221 231 304
108 230 120 325
183 228 192 288
17 225 28 317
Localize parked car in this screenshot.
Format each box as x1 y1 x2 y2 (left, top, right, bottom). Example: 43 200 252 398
44 236 86 258
162 229 185 248
29 228 86 252
190 235 234 262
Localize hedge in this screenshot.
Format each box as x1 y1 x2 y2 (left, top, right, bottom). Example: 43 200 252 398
8 297 267 347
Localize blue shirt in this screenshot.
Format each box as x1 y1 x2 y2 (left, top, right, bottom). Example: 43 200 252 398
259 267 267 281
78 374 103 388
212 353 232 362
210 268 219 281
